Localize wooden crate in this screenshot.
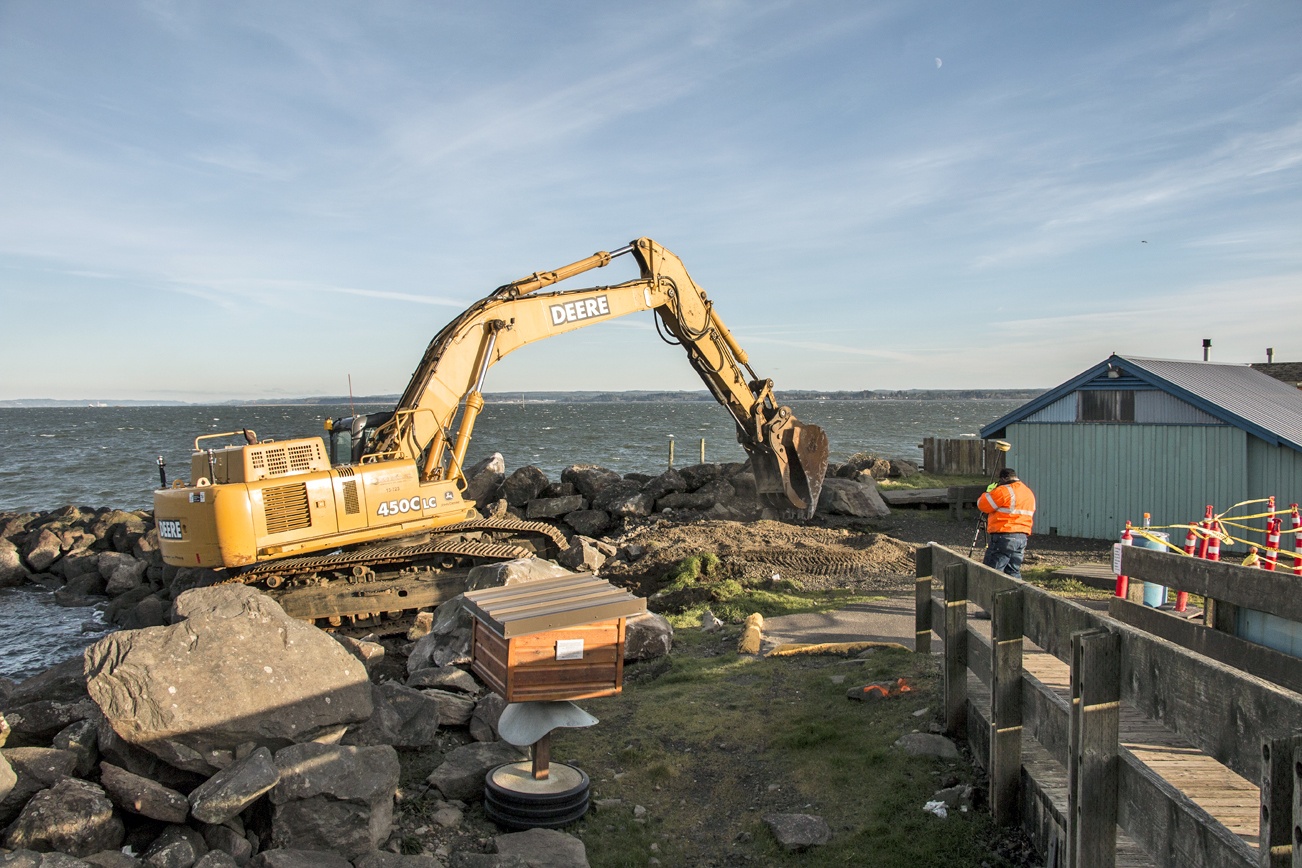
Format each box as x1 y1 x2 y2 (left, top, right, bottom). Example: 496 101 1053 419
463 574 646 703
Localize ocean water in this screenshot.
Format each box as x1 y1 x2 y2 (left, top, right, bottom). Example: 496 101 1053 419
0 399 1020 514
0 398 1021 681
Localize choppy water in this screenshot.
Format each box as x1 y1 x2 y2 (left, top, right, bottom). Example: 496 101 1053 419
0 398 1020 681
0 399 1020 514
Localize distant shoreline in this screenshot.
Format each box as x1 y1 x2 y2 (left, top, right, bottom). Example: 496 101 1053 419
0 389 1044 409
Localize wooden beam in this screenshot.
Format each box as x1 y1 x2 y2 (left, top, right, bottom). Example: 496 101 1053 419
1121 547 1302 623
1109 597 1302 696
990 587 1025 826
1263 735 1302 868
915 575 933 654
944 563 968 739
1067 628 1120 868
915 574 933 654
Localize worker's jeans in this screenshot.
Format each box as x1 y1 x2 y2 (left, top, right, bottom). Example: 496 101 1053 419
984 532 1028 578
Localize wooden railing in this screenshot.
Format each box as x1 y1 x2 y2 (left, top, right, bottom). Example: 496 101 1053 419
915 543 1302 868
1110 546 1302 696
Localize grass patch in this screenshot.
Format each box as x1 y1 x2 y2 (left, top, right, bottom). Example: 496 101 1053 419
877 473 990 490
554 641 1020 867
1019 566 1111 600
667 587 888 628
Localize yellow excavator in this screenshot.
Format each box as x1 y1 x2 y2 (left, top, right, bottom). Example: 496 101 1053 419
154 238 828 630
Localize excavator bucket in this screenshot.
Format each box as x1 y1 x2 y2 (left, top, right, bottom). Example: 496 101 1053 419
783 421 829 518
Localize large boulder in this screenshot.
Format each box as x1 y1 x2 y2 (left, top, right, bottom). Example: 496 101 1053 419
501 466 549 508
269 743 399 859
3 778 124 857
341 684 441 749
465 558 572 593
462 454 506 511
22 529 63 574
590 480 643 513
815 478 890 518
0 542 28 587
678 463 725 491
524 496 586 520
7 655 89 699
84 586 372 775
556 538 607 573
0 748 80 825
2 698 98 748
0 752 14 806
560 465 621 502
98 762 190 823
187 747 280 825
494 828 589 867
624 612 673 661
425 742 525 801
562 509 611 538
640 469 687 502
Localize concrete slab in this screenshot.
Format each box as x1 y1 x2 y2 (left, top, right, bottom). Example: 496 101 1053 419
760 595 918 652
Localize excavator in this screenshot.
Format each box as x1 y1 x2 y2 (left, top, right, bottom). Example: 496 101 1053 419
154 238 828 631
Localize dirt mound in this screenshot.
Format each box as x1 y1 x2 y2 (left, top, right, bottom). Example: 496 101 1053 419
601 518 917 594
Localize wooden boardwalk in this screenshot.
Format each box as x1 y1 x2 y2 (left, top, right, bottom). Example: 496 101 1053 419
919 543 1302 868
962 614 1263 867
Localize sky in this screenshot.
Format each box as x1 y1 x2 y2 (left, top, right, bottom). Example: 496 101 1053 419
2 1 1301 402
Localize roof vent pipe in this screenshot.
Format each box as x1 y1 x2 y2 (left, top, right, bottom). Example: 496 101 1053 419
1267 347 1274 363
1202 338 1212 361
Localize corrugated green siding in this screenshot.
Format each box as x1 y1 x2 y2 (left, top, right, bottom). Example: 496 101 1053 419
1245 438 1302 512
1006 423 1247 541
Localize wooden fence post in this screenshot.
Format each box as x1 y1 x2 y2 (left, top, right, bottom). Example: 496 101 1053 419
915 546 934 654
990 587 1024 826
1066 628 1120 868
1263 735 1302 867
943 563 968 739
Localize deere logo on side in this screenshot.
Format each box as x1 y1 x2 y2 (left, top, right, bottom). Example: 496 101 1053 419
550 295 610 326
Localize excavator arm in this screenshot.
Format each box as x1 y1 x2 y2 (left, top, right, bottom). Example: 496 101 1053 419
364 238 828 515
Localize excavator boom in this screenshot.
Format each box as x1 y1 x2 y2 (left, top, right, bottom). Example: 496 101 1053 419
368 238 827 514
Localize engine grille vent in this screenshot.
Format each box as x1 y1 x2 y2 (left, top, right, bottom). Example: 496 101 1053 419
337 466 355 478
342 480 360 515
250 442 326 478
264 483 311 534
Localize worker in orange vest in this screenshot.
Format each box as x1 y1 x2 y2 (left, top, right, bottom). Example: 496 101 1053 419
977 467 1037 577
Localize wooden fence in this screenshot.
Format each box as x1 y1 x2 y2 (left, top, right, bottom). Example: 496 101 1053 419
921 437 1007 477
915 543 1302 868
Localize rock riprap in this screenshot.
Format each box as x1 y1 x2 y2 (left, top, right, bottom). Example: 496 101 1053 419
84 585 372 775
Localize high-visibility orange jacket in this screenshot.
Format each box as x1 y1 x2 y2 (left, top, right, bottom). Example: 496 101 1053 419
978 480 1036 535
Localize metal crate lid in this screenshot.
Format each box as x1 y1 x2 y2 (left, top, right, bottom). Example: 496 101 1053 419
462 573 647 638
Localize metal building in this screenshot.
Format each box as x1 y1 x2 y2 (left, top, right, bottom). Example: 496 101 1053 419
980 354 1302 544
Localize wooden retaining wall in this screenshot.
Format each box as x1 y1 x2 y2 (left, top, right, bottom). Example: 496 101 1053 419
915 543 1302 868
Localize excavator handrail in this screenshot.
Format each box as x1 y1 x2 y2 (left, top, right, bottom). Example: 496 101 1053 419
193 430 259 451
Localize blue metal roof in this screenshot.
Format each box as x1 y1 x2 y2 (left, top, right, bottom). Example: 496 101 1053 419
981 354 1302 452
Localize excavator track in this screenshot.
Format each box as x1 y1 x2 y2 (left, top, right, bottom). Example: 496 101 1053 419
218 518 573 636
434 516 573 552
